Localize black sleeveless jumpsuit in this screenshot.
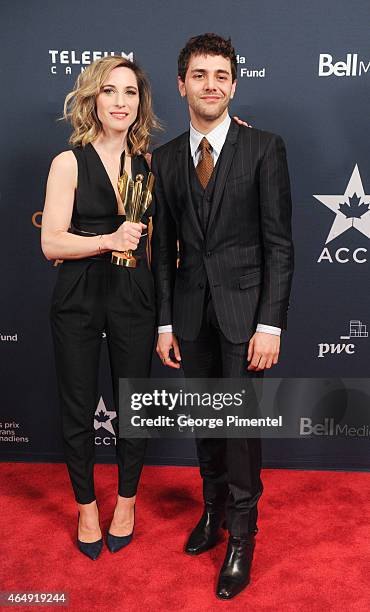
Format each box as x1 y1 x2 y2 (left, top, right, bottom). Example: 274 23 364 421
50 143 156 504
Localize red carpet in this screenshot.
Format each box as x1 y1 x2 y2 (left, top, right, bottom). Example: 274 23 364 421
1 463 369 611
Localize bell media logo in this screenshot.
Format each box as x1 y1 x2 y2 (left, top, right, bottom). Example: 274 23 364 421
318 53 370 77
49 49 134 76
300 417 370 437
315 165 370 264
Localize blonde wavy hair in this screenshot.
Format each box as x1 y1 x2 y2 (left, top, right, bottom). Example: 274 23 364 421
63 55 160 154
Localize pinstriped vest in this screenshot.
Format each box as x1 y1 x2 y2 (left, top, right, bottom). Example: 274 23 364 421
188 148 223 233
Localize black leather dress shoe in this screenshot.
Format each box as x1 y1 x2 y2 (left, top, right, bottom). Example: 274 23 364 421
106 530 133 553
216 535 255 600
107 505 135 553
185 507 226 555
77 513 103 560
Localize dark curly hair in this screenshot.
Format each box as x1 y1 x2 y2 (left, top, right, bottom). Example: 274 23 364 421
178 33 237 82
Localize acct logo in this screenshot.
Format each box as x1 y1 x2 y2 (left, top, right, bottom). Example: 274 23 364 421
49 49 134 76
0 420 29 443
315 165 370 264
317 320 368 358
32 212 42 228
318 53 370 77
94 397 116 446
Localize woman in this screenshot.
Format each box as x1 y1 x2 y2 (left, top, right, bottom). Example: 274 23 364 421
41 56 158 560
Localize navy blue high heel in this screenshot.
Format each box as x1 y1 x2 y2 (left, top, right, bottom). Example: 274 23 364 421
107 506 135 553
77 512 103 560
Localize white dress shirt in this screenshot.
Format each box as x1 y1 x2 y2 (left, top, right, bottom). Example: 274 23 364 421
158 114 281 338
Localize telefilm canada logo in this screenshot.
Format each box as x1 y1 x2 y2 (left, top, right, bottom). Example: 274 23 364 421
314 165 370 264
236 54 266 78
317 320 368 358
1 332 18 342
94 397 116 446
48 49 134 76
318 53 370 77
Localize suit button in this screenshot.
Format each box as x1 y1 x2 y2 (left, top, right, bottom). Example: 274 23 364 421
198 283 204 289
206 251 212 257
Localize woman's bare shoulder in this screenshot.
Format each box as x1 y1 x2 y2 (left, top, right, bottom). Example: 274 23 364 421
51 150 76 169
49 150 77 184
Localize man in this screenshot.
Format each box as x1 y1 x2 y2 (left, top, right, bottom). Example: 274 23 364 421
151 33 294 600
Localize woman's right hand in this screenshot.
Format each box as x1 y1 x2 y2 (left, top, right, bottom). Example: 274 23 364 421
107 221 147 252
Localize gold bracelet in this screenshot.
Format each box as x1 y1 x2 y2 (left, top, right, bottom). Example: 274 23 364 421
98 234 103 254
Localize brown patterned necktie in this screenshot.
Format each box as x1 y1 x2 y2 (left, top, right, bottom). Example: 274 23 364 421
196 137 214 189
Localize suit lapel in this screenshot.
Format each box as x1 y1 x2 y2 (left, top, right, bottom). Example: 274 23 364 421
206 120 239 236
176 133 204 241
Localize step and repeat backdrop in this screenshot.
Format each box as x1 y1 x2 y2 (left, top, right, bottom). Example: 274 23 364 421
1 0 369 470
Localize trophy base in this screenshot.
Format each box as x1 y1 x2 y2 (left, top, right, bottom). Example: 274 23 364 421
111 252 138 268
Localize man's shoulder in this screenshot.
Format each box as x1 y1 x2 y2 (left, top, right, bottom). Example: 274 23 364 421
152 131 188 160
238 124 285 148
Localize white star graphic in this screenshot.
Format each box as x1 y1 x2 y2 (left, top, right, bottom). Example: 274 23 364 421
94 397 116 435
314 165 370 244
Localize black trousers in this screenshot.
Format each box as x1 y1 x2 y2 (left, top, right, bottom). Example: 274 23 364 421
178 290 263 538
50 256 156 504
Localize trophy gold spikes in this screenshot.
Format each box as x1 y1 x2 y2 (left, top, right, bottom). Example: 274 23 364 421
111 154 155 268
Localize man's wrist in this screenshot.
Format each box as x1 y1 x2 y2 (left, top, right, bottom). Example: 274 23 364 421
158 325 173 334
256 323 281 336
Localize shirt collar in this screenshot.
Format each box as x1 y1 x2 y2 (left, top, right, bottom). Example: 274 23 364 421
189 114 231 158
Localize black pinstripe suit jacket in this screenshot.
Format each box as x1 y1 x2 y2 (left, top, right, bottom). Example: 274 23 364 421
151 120 294 344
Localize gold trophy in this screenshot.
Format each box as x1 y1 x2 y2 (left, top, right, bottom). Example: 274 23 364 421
111 154 155 268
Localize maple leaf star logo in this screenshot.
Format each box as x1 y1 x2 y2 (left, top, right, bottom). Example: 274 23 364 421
314 165 370 244
94 397 116 435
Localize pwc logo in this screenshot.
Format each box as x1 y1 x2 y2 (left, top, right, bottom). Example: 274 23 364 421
317 320 368 358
